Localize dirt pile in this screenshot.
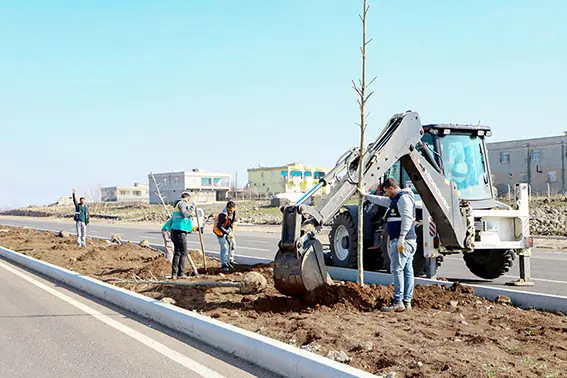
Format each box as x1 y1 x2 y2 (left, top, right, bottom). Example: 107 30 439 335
529 197 567 236
1 226 566 377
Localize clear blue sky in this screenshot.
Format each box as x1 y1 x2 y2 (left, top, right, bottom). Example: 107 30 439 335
1 0 565 208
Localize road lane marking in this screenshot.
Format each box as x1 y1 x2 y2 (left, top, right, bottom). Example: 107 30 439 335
185 241 268 252
502 275 567 285
0 260 225 378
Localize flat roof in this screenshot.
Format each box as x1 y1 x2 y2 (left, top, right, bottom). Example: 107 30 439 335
248 164 330 171
487 134 567 146
150 171 231 177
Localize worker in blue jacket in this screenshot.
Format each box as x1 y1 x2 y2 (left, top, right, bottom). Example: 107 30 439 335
170 191 195 279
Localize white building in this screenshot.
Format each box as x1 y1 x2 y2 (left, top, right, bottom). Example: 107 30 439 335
101 183 149 202
149 169 231 205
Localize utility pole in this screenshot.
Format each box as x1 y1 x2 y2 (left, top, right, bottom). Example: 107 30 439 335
352 0 376 287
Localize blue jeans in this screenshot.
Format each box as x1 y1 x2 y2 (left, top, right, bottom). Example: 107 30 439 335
389 238 417 303
218 235 234 267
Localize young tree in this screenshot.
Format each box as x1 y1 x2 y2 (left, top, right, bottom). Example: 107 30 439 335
352 0 376 287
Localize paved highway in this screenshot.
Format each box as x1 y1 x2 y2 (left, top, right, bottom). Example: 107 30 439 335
0 255 280 378
1 216 567 297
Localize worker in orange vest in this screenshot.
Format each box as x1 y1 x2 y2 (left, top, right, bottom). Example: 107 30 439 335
213 200 237 272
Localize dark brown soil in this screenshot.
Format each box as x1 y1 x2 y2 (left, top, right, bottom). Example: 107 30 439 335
1 226 566 377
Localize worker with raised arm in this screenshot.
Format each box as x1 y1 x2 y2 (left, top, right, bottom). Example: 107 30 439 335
170 191 195 279
72 189 90 247
213 200 237 273
359 177 417 312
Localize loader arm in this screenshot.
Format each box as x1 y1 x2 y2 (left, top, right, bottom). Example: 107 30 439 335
273 111 473 296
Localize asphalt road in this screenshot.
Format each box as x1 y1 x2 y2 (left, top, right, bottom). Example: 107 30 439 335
0 255 280 378
1 216 567 297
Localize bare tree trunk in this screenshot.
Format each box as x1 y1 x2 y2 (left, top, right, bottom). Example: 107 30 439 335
352 0 375 287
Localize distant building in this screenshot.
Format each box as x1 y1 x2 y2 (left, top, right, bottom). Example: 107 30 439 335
149 169 231 205
101 183 149 202
52 196 74 206
247 163 332 196
487 132 567 195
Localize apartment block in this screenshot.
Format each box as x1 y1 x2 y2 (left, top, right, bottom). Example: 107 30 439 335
247 163 332 196
149 169 231 205
101 183 149 202
487 133 567 195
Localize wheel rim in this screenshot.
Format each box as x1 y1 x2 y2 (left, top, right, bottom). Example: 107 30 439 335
333 225 350 261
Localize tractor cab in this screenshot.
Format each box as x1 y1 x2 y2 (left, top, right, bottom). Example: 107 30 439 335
381 123 497 210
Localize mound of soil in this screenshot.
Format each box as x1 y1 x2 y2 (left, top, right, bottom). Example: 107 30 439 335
1 226 566 377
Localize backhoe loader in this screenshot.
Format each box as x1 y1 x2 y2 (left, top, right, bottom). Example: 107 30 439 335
273 111 532 296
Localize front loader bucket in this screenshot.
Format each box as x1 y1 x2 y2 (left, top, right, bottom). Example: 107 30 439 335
273 239 333 297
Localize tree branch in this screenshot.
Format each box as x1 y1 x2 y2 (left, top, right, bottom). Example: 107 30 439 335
368 76 378 88
364 91 375 103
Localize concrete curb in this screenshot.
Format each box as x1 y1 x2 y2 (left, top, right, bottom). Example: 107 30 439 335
328 267 567 314
0 245 377 378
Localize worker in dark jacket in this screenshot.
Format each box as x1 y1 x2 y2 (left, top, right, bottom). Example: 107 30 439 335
170 191 196 279
359 177 417 312
213 200 237 273
72 189 90 247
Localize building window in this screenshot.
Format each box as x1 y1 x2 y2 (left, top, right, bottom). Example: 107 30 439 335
119 190 129 196
500 152 510 164
201 178 212 186
520 173 528 183
531 149 541 162
314 171 326 179
548 171 557 183
133 191 141 196
304 171 313 178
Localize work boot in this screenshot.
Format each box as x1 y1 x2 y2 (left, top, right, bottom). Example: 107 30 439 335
227 261 235 270
221 266 230 273
177 274 188 279
403 301 412 311
381 301 405 312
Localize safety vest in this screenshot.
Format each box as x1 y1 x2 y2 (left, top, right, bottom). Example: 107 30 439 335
386 191 416 240
171 200 193 232
213 209 235 237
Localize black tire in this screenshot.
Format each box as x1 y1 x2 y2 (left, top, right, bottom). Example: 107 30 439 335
381 225 427 276
463 249 515 280
329 212 358 268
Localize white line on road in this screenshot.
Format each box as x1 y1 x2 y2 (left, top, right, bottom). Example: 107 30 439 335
186 240 268 251
502 275 567 285
0 260 225 378
144 236 158 240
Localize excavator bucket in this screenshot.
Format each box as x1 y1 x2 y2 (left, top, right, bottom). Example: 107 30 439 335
273 238 333 297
